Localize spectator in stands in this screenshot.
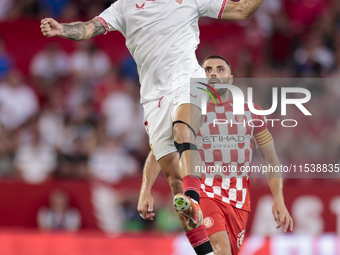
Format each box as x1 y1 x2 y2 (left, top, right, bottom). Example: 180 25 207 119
70 41 111 86
38 100 64 148
0 69 38 129
0 38 12 80
14 120 57 183
54 102 95 179
56 137 91 179
101 82 135 139
89 136 138 184
12 0 43 19
39 0 71 18
0 124 15 177
120 55 139 82
37 189 81 231
30 42 69 86
92 67 123 113
60 2 79 22
0 0 13 21
122 80 149 160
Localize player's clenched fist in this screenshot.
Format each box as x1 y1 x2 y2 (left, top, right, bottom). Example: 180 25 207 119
40 18 63 37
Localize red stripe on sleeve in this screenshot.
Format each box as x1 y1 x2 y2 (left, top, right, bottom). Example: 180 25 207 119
94 17 109 34
218 0 228 19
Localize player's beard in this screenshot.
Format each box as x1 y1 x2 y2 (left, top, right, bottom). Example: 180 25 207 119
214 88 228 98
208 77 231 97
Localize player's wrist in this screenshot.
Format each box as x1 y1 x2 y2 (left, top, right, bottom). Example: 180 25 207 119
140 185 152 194
273 194 284 203
58 24 65 37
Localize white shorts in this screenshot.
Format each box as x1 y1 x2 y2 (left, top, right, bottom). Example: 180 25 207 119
143 84 206 161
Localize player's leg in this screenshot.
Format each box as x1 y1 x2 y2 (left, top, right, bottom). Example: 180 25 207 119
222 205 249 255
158 152 213 255
209 202 248 255
145 96 213 255
200 197 231 255
157 152 191 233
200 197 248 255
158 152 182 197
173 103 202 178
157 152 191 232
209 231 232 255
170 91 214 254
172 103 204 226
200 194 233 255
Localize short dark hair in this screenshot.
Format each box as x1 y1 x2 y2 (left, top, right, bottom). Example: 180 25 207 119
202 55 232 71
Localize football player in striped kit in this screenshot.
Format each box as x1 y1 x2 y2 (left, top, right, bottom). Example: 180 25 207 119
138 55 293 255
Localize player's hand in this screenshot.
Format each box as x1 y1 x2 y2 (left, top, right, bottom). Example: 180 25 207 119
272 199 293 232
40 18 63 37
137 191 156 220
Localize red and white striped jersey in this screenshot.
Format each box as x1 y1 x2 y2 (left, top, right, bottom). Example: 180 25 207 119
197 99 273 212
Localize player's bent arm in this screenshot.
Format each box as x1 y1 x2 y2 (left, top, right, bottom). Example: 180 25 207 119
40 18 106 41
137 150 161 220
258 141 293 232
222 0 264 20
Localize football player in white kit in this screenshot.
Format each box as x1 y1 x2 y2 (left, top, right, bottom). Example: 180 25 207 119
138 55 293 255
41 1 265 254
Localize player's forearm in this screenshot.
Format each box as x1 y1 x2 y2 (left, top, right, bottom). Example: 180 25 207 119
264 156 284 201
222 0 264 20
242 0 264 19
258 141 283 200
140 151 161 194
267 177 284 202
60 19 105 41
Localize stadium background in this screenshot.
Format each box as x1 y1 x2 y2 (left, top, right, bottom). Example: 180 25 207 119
0 0 339 254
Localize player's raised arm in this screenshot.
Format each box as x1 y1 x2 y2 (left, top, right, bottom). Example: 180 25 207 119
40 18 106 41
221 0 264 20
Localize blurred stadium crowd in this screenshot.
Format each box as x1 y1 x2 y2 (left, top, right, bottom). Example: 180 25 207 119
0 0 339 231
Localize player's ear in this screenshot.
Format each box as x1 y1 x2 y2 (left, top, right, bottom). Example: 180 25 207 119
229 75 234 85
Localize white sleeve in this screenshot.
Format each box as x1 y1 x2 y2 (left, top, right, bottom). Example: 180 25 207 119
96 0 125 34
197 0 228 19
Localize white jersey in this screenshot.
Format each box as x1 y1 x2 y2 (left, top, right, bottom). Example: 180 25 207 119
97 0 227 103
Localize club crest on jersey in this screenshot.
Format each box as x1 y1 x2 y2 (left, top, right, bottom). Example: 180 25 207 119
203 217 214 228
175 0 183 4
135 2 145 9
235 115 246 123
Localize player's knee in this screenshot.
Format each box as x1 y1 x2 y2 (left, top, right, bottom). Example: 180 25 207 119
213 247 232 255
173 121 195 143
173 121 198 158
211 239 233 255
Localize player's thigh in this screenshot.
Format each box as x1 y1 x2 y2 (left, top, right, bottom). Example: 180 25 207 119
172 86 204 140
143 96 177 161
209 231 232 255
223 205 249 255
200 198 232 254
173 104 202 141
